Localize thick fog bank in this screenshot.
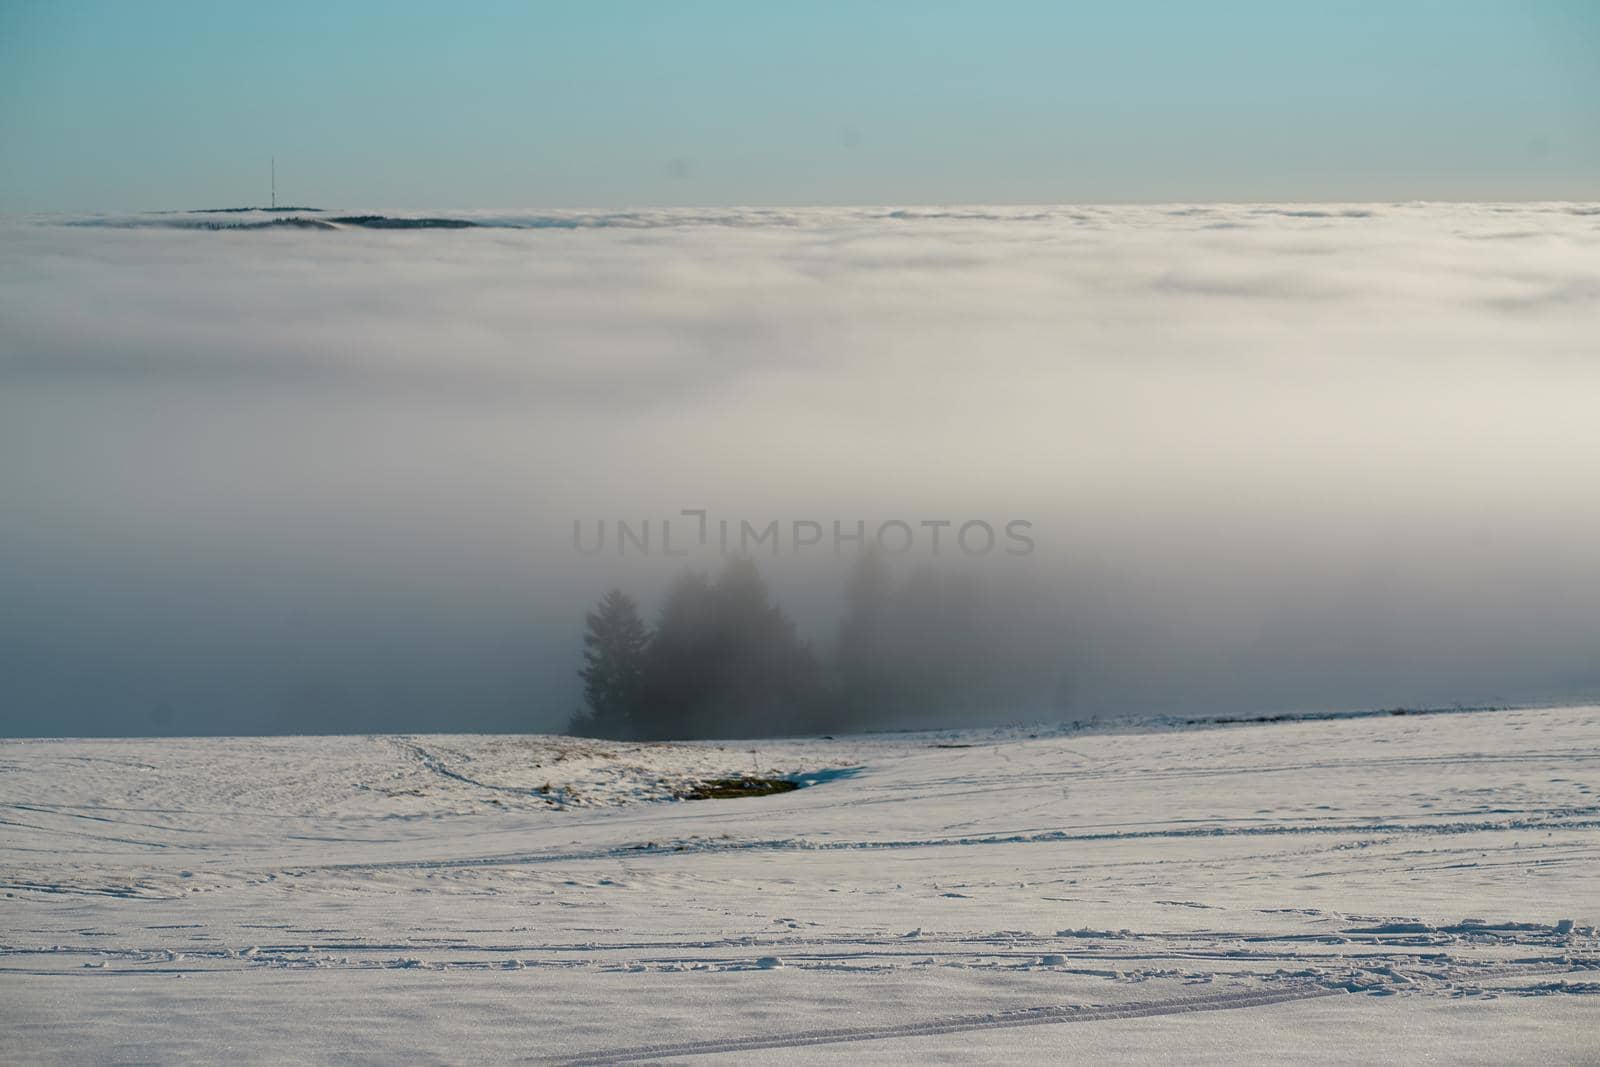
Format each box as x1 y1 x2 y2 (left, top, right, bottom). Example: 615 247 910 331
2 204 1598 736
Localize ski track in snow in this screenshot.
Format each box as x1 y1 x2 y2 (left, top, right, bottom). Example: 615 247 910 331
558 985 1356 1063
2 706 1598 1062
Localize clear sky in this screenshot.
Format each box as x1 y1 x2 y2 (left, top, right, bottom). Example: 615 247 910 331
1 0 1596 211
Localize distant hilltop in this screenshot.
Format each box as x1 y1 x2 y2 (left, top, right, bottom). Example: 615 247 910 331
199 212 476 230
65 210 490 232
189 213 481 231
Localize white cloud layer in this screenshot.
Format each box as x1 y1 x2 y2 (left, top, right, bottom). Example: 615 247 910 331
2 203 1599 734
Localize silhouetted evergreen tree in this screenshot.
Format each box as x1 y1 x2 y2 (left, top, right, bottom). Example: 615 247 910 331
830 557 1008 725
629 570 718 739
630 559 821 739
833 547 895 727
890 564 987 716
703 557 823 736
568 589 649 739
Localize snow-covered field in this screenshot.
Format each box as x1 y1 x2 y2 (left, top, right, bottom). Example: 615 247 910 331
3 706 1598 1062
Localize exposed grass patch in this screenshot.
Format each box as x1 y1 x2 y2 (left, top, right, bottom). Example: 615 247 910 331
676 776 800 801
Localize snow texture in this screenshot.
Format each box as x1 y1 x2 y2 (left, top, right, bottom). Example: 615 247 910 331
3 706 1598 1062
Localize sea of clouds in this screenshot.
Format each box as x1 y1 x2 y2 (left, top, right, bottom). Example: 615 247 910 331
2 203 1598 735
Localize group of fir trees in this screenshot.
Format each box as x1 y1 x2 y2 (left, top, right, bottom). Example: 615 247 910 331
569 551 1027 740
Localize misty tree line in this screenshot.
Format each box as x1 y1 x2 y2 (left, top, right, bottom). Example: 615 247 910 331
569 551 1054 739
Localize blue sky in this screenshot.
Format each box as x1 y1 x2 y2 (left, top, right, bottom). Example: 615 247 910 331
1 0 1595 210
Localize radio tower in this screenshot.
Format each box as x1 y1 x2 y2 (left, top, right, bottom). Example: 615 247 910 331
271 156 276 210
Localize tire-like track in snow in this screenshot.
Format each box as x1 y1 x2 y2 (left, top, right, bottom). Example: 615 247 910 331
557 983 1345 1063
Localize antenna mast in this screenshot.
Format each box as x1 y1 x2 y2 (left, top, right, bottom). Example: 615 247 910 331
271 156 276 210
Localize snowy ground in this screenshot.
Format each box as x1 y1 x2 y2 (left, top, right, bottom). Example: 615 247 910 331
3 707 1598 1063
